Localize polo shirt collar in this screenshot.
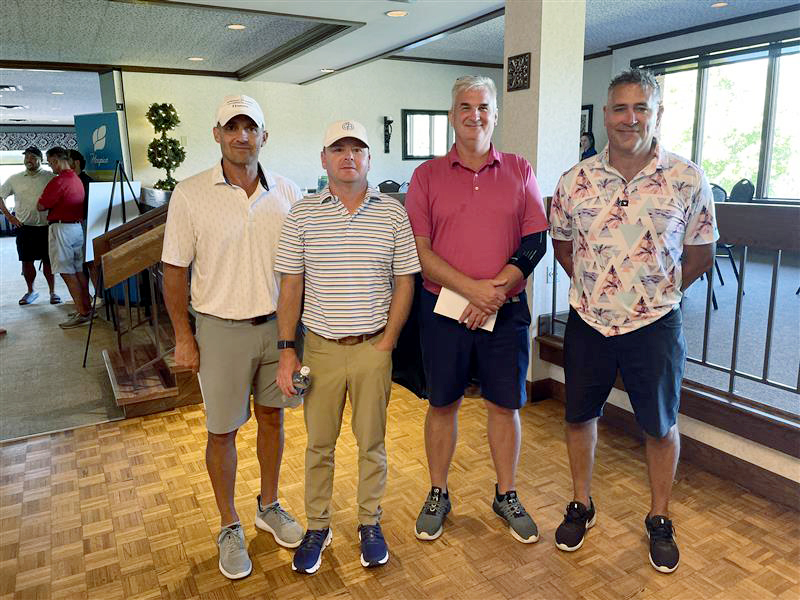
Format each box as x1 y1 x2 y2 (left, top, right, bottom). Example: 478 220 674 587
447 144 502 169
213 160 271 191
318 185 380 205
598 141 665 179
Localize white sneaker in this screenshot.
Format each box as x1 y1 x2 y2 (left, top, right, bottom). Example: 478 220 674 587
59 313 91 329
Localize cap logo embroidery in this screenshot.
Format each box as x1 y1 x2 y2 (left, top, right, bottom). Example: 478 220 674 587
342 122 354 130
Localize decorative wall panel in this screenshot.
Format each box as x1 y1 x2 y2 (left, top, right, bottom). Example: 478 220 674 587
0 132 77 151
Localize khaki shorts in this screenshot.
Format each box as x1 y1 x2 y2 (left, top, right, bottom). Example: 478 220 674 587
195 312 302 434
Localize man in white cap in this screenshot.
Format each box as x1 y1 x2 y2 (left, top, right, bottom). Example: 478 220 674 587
275 120 419 574
162 95 304 580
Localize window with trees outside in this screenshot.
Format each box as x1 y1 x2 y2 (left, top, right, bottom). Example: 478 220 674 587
636 32 799 202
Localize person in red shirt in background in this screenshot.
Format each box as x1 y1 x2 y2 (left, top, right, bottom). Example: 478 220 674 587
37 147 92 329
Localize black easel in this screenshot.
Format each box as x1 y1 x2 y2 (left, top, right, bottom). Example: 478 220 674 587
82 161 139 368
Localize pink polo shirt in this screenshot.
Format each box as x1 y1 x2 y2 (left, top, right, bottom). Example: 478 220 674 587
405 144 548 296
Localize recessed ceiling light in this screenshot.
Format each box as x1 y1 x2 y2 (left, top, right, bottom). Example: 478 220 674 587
385 10 408 17
51 91 64 95
227 23 246 30
187 57 205 61
711 2 728 7
320 68 336 73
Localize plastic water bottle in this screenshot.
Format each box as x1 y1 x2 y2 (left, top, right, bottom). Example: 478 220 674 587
291 366 311 397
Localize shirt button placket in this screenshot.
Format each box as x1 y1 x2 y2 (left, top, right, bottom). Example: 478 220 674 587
473 173 479 192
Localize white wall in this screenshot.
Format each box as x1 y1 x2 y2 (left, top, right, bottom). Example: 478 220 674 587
122 60 502 190
581 54 612 151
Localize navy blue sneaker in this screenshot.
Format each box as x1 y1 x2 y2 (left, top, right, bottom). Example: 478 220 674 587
291 528 332 574
358 524 389 568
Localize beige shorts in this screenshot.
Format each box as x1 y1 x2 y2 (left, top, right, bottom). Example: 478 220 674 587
195 312 302 434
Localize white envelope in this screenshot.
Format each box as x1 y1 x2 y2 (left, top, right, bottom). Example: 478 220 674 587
433 287 497 332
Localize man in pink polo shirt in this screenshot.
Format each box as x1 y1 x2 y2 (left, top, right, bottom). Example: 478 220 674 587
37 147 91 329
405 75 548 544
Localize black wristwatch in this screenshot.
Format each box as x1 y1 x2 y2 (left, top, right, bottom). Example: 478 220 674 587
277 340 296 350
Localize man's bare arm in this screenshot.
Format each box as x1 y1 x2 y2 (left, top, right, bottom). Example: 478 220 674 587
163 263 199 373
681 242 715 291
414 236 505 313
553 239 574 279
0 198 21 227
276 273 304 397
373 274 414 351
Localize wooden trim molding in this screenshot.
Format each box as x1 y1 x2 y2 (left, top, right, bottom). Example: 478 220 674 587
536 334 800 459
530 377 800 511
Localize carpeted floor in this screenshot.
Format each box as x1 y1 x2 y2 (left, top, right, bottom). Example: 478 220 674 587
681 248 800 415
0 235 123 441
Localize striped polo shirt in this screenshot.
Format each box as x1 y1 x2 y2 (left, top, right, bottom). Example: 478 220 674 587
275 186 420 339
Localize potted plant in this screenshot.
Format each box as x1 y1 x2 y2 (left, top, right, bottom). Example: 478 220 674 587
140 102 186 208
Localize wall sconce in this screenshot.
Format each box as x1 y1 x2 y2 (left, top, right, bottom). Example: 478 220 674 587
383 116 393 154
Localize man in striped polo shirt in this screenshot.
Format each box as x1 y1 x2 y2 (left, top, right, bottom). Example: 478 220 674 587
275 120 420 574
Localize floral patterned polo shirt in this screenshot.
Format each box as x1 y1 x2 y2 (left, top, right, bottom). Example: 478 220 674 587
550 144 719 337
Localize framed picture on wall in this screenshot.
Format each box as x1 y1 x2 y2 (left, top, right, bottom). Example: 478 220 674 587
580 105 593 133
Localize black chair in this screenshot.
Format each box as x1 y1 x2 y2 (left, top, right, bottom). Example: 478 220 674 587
710 183 741 292
729 178 755 203
377 179 401 193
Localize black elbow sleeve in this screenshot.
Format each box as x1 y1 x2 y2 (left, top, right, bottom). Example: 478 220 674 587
508 231 547 279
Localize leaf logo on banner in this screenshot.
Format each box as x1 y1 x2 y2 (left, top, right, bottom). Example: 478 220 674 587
92 125 107 151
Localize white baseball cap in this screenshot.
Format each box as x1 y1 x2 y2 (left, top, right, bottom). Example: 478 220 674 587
323 120 370 148
215 95 265 128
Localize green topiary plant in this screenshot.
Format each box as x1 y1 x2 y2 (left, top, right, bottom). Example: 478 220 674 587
146 103 186 190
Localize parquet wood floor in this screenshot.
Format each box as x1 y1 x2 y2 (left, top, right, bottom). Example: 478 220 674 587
1 385 798 600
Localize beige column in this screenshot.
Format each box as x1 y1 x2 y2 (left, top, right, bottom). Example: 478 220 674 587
500 0 586 384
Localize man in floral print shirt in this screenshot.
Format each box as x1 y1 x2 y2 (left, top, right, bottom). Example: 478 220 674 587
550 69 718 574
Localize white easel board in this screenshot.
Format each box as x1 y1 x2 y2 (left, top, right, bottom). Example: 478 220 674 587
85 181 141 262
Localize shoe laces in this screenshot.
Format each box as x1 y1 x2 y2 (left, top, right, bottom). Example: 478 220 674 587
424 490 444 515
502 492 528 518
360 524 384 543
563 502 587 523
649 517 675 541
265 503 294 525
301 528 328 548
220 526 243 553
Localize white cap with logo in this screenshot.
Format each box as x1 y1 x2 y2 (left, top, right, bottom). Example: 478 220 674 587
323 120 370 148
215 95 265 128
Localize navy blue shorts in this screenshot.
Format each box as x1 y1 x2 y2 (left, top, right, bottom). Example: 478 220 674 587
564 307 686 438
419 288 531 409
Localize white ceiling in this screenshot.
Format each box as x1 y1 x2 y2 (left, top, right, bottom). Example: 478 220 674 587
397 0 800 63
0 70 102 125
1 0 797 125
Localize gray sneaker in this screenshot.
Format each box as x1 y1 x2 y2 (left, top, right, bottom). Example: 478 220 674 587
59 313 91 329
255 495 303 548
415 487 451 540
217 523 252 579
492 486 539 543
